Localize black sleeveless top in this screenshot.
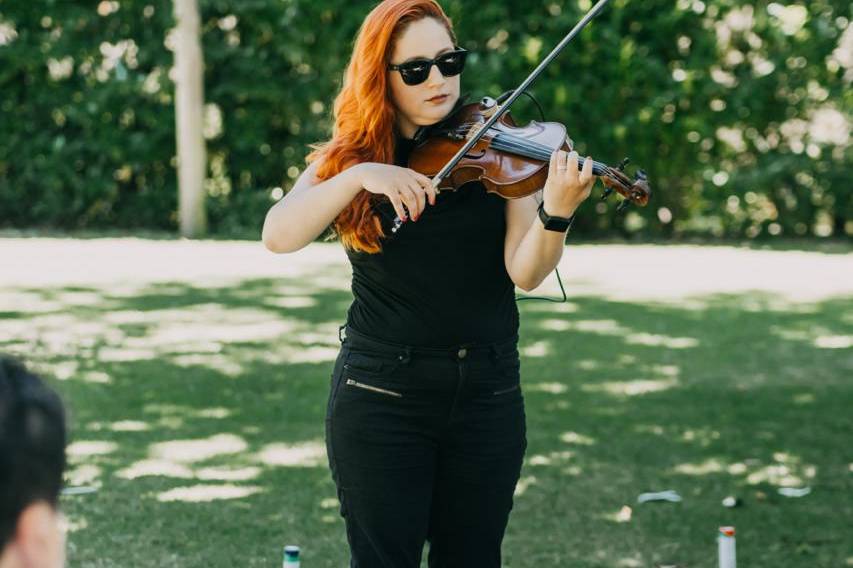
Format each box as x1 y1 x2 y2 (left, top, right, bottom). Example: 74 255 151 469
343 133 519 347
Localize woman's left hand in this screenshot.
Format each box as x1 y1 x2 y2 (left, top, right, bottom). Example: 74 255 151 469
542 149 596 217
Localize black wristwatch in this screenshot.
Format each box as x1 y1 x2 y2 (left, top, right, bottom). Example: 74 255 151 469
537 201 576 232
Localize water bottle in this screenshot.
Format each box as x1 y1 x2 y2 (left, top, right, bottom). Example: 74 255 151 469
718 526 736 568
283 545 300 567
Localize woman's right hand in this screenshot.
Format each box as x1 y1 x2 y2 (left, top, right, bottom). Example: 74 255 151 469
356 162 436 221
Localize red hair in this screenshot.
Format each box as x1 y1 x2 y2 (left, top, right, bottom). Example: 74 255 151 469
305 0 457 254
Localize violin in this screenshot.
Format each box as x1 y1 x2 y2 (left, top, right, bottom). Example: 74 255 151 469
406 94 651 211
389 0 651 234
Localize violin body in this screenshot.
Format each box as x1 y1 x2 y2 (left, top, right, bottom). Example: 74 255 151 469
406 96 651 208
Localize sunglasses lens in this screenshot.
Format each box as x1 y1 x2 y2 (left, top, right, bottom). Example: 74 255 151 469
397 50 467 85
400 64 430 85
436 51 466 76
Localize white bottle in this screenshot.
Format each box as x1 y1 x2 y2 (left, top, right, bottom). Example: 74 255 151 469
718 526 736 568
283 545 300 568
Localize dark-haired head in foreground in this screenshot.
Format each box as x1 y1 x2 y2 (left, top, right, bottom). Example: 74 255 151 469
0 355 67 568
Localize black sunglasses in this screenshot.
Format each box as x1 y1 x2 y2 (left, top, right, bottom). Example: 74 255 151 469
388 47 468 86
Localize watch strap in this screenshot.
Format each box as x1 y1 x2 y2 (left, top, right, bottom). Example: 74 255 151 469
537 201 576 232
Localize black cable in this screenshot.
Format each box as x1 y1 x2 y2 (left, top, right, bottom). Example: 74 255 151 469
496 90 569 305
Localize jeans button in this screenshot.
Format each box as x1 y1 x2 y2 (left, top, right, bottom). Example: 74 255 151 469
457 348 467 358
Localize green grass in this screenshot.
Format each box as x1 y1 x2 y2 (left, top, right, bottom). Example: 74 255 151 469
2 260 851 567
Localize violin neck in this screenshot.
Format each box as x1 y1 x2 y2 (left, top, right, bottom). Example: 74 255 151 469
490 133 609 176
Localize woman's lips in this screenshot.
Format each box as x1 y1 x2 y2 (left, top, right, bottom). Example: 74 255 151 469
427 94 448 103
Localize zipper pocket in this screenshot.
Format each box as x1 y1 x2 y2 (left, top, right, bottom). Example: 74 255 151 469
493 384 520 396
345 378 403 398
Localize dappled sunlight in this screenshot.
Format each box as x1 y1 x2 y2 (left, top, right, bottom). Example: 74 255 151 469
624 332 699 348
520 340 550 357
320 497 342 524
255 440 327 467
266 296 317 308
577 359 601 370
633 424 665 436
61 515 89 535
792 392 815 404
814 335 853 349
673 457 727 475
680 427 721 447
156 484 262 503
67 441 118 458
571 319 627 334
540 318 571 331
746 452 816 487
615 556 643 567
526 450 574 467
671 452 817 487
66 464 102 487
0 313 112 358
320 497 340 509
538 318 698 349
171 353 243 376
559 431 596 445
117 460 194 480
520 301 578 313
110 304 295 344
770 324 853 350
513 475 537 497
525 382 568 394
196 466 261 481
581 377 680 396
543 399 571 411
117 460 260 482
142 404 231 425
0 290 65 313
150 433 248 464
0 295 346 377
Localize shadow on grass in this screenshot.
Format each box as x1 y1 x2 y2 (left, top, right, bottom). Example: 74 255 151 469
1 276 850 567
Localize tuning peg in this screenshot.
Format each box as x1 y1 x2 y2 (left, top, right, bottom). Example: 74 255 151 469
616 199 631 213
635 168 647 181
600 187 614 201
617 157 630 171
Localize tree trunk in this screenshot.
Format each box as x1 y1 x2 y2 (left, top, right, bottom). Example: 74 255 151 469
173 0 207 238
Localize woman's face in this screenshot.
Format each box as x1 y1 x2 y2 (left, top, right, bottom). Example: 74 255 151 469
388 17 460 139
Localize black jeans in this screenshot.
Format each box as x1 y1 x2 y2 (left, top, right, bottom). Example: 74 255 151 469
325 324 528 568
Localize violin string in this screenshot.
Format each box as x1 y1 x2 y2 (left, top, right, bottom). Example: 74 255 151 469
489 134 611 177
449 122 627 186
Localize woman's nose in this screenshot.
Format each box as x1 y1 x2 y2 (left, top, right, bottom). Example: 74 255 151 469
426 63 446 86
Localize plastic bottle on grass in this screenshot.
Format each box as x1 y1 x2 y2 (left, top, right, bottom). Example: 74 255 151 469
283 545 300 567
718 526 736 568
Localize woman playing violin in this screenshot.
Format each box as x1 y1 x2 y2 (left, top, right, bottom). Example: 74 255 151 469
262 0 596 565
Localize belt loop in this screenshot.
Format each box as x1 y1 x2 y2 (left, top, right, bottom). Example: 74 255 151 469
338 324 347 344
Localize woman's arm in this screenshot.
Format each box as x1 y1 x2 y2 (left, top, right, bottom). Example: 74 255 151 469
261 160 364 253
504 192 574 292
504 150 594 291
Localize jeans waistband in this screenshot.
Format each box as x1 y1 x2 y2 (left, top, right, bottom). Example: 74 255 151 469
338 324 518 361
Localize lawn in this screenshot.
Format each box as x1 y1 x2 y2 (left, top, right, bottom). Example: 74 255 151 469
1 237 851 567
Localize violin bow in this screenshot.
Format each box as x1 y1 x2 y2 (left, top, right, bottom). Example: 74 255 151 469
391 0 614 233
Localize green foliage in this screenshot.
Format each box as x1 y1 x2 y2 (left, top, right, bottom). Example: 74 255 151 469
0 0 850 239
